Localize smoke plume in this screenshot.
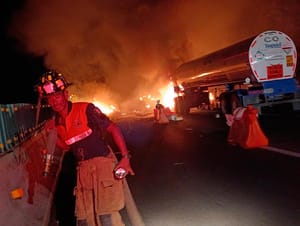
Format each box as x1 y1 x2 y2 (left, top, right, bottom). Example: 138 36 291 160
9 0 300 110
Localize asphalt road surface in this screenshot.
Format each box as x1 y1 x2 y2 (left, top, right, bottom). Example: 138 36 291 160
53 111 300 226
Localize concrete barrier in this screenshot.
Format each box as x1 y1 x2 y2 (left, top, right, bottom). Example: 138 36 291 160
0 129 63 226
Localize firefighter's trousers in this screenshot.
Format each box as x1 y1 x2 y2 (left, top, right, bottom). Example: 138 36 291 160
74 154 125 226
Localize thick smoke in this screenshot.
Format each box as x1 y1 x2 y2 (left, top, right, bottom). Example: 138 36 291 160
9 0 300 110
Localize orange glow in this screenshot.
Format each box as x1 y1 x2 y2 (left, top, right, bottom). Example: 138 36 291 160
70 94 117 116
159 82 176 110
138 94 155 110
93 100 116 115
137 82 175 111
70 81 176 116
209 92 215 102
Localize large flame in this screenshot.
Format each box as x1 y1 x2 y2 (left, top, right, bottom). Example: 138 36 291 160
71 82 176 117
137 82 176 112
159 82 176 109
93 101 116 115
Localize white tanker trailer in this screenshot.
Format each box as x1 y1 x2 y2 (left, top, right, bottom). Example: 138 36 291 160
171 30 300 116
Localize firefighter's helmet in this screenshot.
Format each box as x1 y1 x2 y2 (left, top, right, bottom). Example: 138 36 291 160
36 70 72 96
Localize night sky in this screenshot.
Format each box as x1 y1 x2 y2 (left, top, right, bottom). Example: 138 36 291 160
1 1 46 104
1 0 300 106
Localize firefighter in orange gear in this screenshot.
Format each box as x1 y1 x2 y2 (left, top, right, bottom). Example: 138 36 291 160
36 70 135 226
154 100 169 124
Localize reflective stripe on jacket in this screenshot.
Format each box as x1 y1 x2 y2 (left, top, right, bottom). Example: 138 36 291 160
57 102 92 145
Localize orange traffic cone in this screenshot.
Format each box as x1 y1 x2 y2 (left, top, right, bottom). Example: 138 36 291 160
228 105 268 149
158 109 169 124
241 105 268 148
153 108 169 124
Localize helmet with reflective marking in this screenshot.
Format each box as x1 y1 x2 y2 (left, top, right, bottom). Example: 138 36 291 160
36 70 72 96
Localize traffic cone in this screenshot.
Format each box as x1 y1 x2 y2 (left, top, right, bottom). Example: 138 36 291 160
228 105 268 149
158 109 169 124
240 105 268 148
154 108 169 124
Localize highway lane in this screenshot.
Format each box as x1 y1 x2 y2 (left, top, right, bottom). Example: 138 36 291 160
121 112 300 226
258 113 300 155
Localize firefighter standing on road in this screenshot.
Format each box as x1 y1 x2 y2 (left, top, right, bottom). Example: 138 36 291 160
36 70 134 226
154 100 169 124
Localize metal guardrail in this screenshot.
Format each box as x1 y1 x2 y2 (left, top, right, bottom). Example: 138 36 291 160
0 103 52 155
